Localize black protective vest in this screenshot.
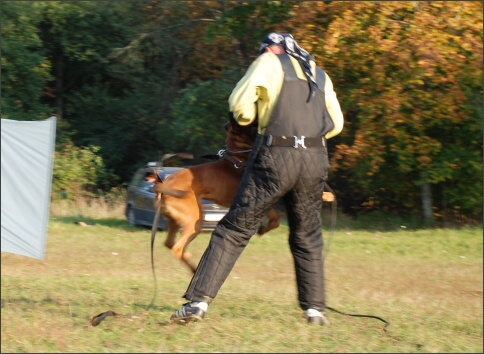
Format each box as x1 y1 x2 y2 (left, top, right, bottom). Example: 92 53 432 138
264 54 334 137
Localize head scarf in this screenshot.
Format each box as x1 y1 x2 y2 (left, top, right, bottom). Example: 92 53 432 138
259 32 317 102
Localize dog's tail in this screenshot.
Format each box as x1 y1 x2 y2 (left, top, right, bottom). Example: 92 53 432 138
146 170 188 199
151 184 188 198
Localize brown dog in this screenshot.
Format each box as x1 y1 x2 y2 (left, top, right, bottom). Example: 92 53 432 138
146 117 281 273
147 116 335 273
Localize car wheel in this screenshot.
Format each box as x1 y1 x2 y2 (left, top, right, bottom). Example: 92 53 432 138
127 207 137 227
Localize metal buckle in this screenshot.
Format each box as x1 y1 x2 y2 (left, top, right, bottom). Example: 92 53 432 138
217 149 226 157
234 160 244 169
265 135 273 146
293 136 307 149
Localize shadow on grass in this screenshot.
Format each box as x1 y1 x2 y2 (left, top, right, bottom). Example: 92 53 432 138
51 213 481 233
1 296 176 329
88 302 177 327
50 216 159 231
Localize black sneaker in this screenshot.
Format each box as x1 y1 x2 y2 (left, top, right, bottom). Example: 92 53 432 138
307 314 329 325
170 302 206 324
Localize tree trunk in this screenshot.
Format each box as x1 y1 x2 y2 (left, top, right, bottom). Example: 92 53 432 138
421 182 434 226
55 51 64 120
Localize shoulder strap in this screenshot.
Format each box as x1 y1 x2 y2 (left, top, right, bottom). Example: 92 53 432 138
276 53 298 82
315 67 326 92
278 53 326 92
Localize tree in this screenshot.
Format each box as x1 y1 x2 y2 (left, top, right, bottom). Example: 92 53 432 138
1 2 53 120
168 70 242 159
2 1 481 225
318 1 483 223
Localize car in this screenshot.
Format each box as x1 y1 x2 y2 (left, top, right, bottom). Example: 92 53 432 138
125 162 229 230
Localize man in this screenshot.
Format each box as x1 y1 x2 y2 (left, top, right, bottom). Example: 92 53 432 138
171 32 344 325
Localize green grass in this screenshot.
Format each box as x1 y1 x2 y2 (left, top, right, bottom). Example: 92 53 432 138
1 202 482 353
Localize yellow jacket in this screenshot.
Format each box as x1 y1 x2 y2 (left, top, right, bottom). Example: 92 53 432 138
229 52 344 139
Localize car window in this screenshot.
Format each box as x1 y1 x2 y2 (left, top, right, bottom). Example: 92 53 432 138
129 170 145 187
129 169 155 189
140 180 154 191
129 167 183 190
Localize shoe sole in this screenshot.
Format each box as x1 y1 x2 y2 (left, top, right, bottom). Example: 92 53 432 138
170 314 204 325
307 316 329 325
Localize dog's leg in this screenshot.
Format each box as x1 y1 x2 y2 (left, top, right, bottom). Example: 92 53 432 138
257 208 280 235
164 219 178 250
171 221 202 274
166 196 204 273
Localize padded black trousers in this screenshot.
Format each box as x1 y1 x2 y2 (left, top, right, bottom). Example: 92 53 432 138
182 134 329 311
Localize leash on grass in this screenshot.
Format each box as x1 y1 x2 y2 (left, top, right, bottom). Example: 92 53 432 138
322 183 390 333
90 183 390 331
89 205 161 327
325 306 390 332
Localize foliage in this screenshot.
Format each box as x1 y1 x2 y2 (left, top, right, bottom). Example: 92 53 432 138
1 2 53 120
206 1 297 62
313 2 482 219
52 142 111 200
1 1 482 223
168 70 242 157
35 1 152 182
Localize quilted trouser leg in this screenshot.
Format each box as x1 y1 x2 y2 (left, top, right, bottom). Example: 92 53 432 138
283 175 326 312
182 142 328 308
283 147 328 311
182 141 288 302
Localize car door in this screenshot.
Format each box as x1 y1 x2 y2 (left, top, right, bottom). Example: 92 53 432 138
136 173 158 224
127 168 157 225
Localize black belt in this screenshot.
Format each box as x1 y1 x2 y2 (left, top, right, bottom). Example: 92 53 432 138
262 135 326 148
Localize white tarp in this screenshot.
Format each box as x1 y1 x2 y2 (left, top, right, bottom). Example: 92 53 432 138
1 117 56 260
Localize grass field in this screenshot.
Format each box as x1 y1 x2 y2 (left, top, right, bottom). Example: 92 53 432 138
1 201 482 353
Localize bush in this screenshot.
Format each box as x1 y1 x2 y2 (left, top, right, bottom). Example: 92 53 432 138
52 142 109 200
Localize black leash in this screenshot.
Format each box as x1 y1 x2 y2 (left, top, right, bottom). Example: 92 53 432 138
325 306 390 332
91 180 390 331
89 200 161 327
148 203 161 308
322 182 390 332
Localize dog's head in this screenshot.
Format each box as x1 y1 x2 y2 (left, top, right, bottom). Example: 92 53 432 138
145 169 163 184
224 112 258 151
